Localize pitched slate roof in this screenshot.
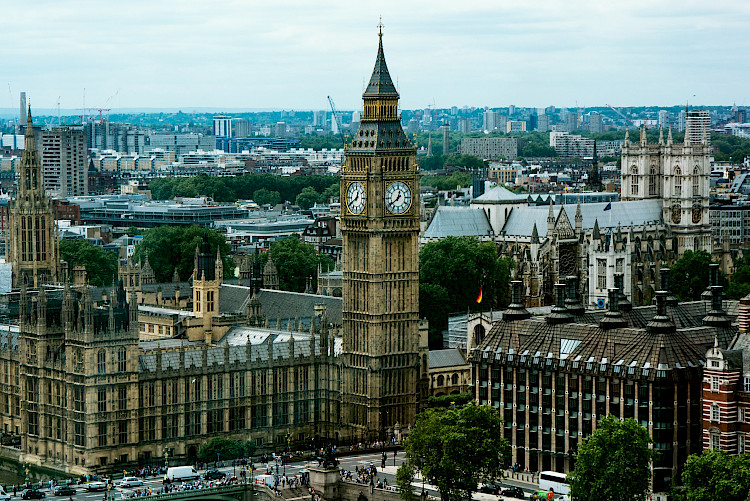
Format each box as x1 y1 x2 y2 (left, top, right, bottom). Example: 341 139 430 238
473 185 528 203
471 300 738 380
423 207 493 239
429 348 467 369
502 200 663 238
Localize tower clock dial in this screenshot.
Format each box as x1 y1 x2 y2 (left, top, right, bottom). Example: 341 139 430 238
385 181 412 215
346 181 366 215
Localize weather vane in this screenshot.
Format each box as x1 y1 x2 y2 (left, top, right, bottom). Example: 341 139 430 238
378 16 384 36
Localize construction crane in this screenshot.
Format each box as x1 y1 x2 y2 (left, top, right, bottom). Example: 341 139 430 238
327 96 346 150
606 103 642 129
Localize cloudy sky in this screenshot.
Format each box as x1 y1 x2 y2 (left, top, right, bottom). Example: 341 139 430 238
2 0 749 113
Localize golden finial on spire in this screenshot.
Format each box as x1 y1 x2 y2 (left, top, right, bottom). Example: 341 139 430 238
378 16 384 37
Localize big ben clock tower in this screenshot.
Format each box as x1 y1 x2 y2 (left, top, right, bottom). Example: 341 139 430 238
341 28 421 437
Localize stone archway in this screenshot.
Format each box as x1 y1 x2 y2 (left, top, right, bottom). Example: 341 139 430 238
187 445 197 461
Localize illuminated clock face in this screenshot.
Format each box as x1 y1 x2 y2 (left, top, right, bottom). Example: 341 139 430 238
346 182 366 215
385 181 412 215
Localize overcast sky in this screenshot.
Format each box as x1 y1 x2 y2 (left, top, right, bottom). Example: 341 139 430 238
2 0 749 113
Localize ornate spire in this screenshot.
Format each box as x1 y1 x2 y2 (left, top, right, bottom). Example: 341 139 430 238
624 128 630 145
658 127 664 145
531 222 539 244
667 127 673 146
363 26 398 98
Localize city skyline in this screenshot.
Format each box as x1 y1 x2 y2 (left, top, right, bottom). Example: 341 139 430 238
2 0 750 113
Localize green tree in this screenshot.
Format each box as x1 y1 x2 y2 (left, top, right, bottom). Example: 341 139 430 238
59 239 119 286
132 226 234 284
678 449 750 501
295 186 322 210
669 250 724 301
726 253 750 299
321 182 340 203
568 416 656 501
198 437 255 462
397 404 510 501
253 188 281 206
258 235 334 292
420 237 513 348
427 393 474 408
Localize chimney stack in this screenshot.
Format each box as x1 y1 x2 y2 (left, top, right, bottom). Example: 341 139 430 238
564 276 585 316
599 288 628 330
546 283 574 325
503 280 531 321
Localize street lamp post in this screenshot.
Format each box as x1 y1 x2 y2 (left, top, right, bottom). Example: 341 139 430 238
284 432 291 477
24 463 29 487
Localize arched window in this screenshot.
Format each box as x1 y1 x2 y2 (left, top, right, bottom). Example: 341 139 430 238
118 348 127 372
97 350 106 375
649 165 657 196
473 325 486 346
437 375 444 386
630 166 639 196
674 167 682 196
451 374 459 385
693 167 701 197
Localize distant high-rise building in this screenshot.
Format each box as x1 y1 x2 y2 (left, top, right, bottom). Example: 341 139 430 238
442 125 450 155
658 110 671 129
19 92 26 124
537 114 550 132
232 118 251 138
737 108 747 124
458 118 471 133
589 113 603 133
508 104 516 116
565 112 579 132
506 121 526 133
483 110 499 131
275 122 287 137
313 110 327 127
351 111 361 124
528 112 538 131
213 115 232 137
451 106 458 116
685 110 710 145
36 127 88 197
406 118 419 134
678 110 687 132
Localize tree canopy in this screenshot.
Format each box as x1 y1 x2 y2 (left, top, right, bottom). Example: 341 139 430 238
198 437 256 462
669 250 725 301
422 171 473 191
59 239 119 286
420 236 513 349
132 226 234 284
567 416 655 501
726 252 750 300
148 173 338 204
677 449 750 501
396 404 510 501
258 235 334 293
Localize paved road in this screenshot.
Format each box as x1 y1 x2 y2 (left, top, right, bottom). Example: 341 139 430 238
11 452 540 501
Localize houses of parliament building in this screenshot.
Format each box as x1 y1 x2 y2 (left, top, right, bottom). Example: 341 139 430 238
0 31 427 475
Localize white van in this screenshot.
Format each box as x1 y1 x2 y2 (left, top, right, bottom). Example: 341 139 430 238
0 487 9 501
164 466 200 483
254 474 275 488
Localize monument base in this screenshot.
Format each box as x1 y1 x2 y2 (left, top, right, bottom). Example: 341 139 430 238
309 466 340 500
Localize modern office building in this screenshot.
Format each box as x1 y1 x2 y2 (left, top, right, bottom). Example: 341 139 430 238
460 137 518 160
213 115 232 137
469 280 738 494
589 113 603 133
658 110 671 129
685 110 711 145
35 127 88 197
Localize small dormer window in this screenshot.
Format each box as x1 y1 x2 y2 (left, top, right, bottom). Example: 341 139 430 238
710 360 720 368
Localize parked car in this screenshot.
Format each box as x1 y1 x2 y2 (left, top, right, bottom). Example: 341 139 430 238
84 481 107 492
479 482 501 495
203 470 226 481
501 487 525 499
118 477 143 488
0 487 11 501
53 486 76 496
21 490 45 500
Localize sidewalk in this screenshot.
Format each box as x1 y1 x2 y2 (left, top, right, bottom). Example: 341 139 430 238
376 465 539 499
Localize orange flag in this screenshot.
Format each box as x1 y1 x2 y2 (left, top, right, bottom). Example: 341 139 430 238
476 286 483 304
